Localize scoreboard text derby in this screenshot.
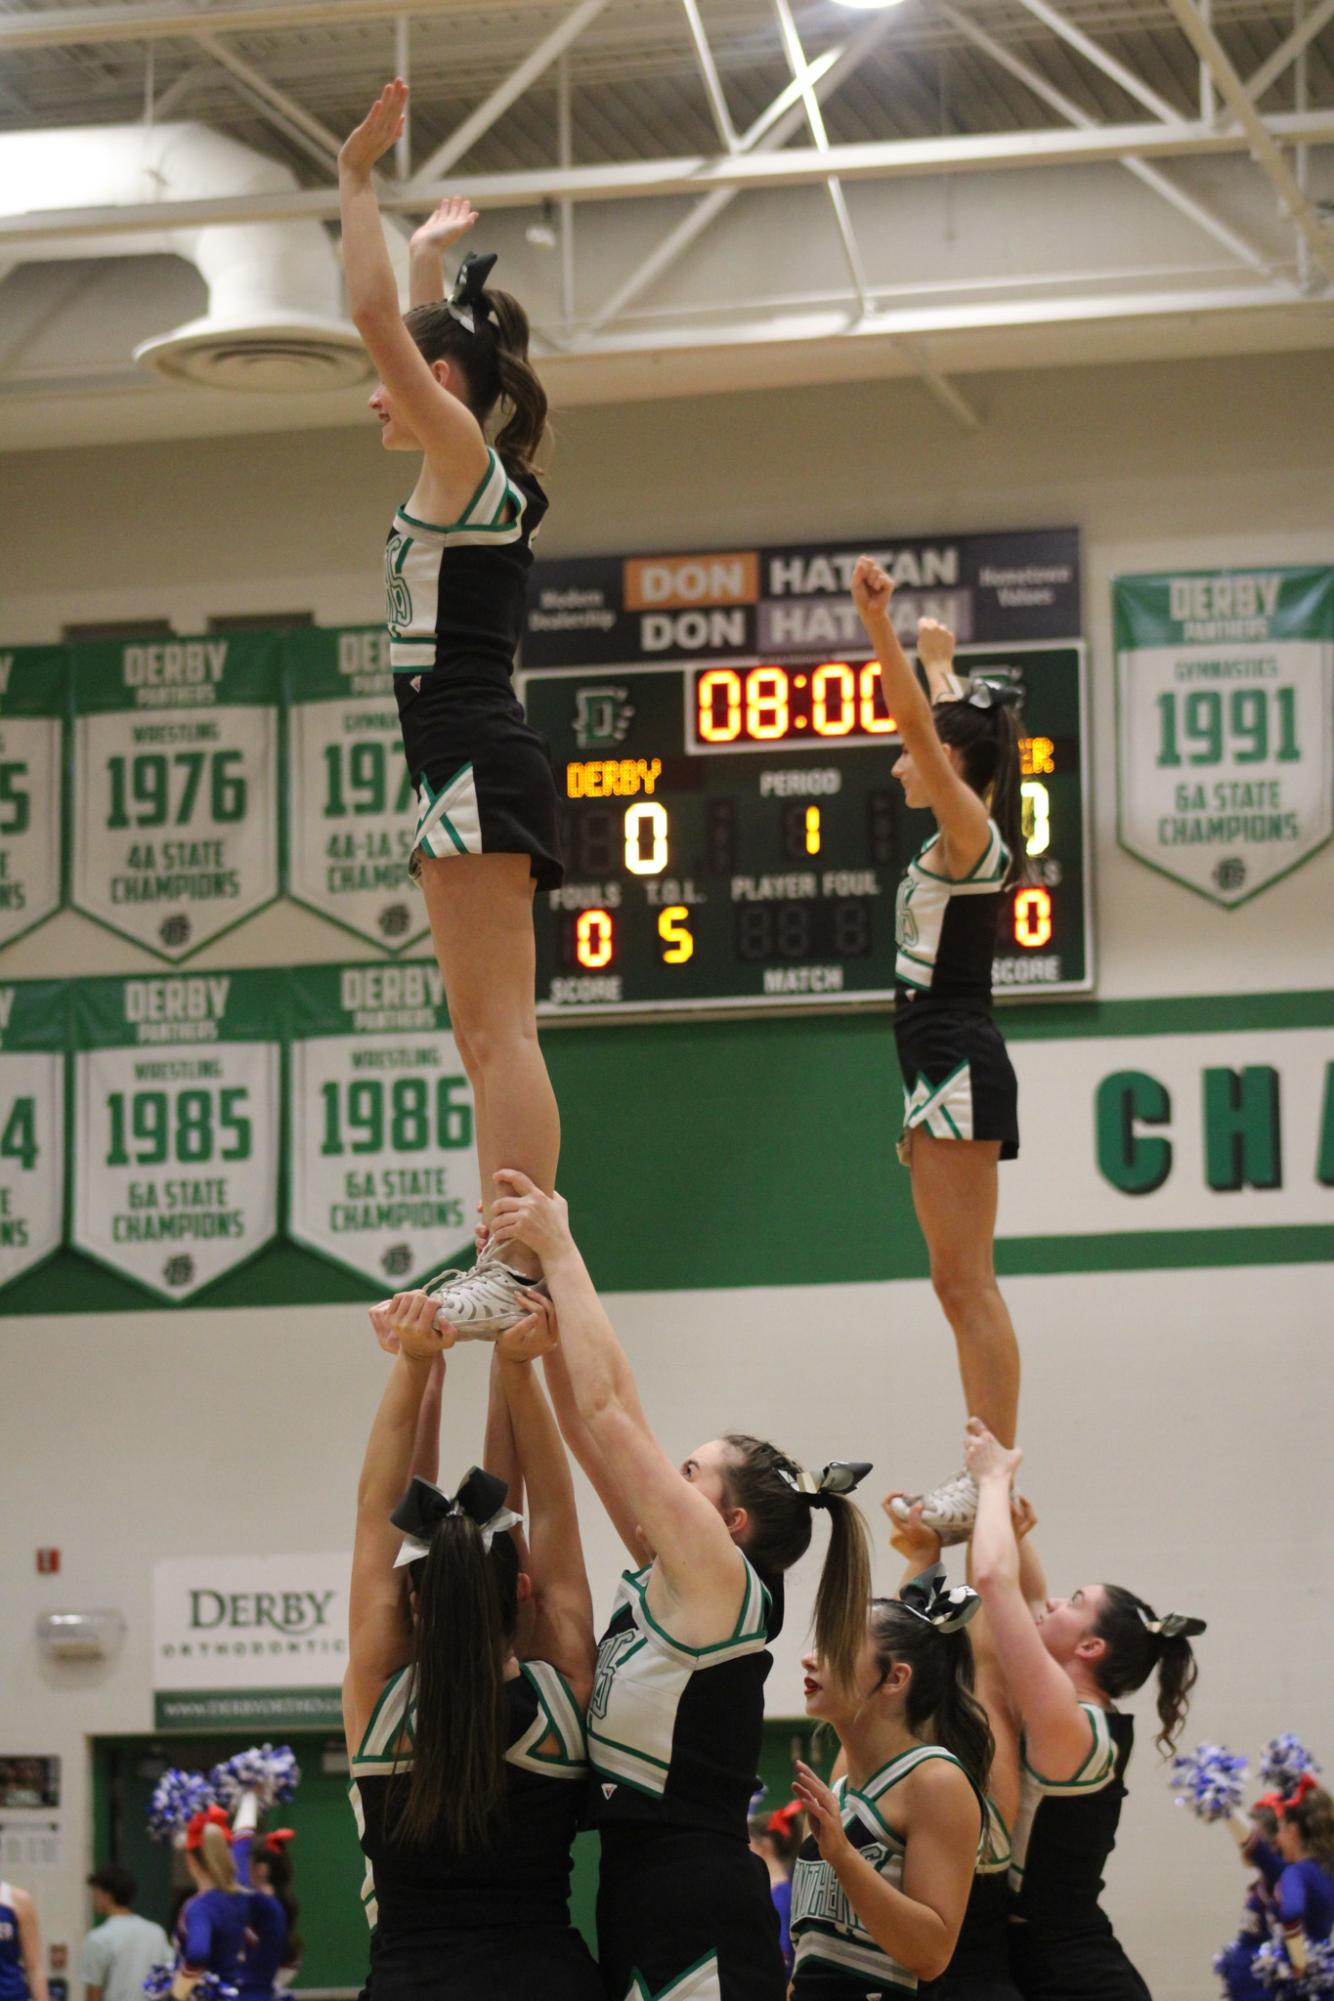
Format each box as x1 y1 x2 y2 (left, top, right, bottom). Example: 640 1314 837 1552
522 528 1091 1018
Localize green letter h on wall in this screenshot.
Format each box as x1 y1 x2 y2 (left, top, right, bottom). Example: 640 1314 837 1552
1203 1066 1282 1192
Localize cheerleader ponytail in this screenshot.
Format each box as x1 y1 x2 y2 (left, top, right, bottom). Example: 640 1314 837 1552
1092 1585 1203 1755
934 686 1029 888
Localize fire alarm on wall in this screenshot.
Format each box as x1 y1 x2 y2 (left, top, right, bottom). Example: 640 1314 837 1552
36 1550 60 1575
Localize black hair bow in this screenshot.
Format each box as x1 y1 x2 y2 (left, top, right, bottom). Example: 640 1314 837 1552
899 1561 981 1635
1137 1607 1207 1643
390 1467 519 1568
780 1460 873 1510
446 251 498 334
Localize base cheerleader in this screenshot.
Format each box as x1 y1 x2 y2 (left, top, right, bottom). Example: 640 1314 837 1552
344 1291 600 2001
964 1421 1204 1999
787 1569 990 1994
339 82 564 1339
850 561 1027 1547
0 1882 48 2001
489 1170 872 2001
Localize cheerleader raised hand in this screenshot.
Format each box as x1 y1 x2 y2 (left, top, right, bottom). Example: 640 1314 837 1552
793 1761 854 1870
338 79 407 179
851 553 895 621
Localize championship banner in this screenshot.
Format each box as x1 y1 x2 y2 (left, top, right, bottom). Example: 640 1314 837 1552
1114 566 1333 907
286 962 477 1287
71 972 281 1299
525 527 1080 667
71 635 281 960
0 646 66 949
0 982 66 1290
153 1551 348 1729
284 627 427 954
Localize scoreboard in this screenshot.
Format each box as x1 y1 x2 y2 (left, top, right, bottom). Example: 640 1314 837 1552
522 641 1090 1017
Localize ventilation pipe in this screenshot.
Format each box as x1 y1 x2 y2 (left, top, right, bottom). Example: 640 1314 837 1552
0 122 380 391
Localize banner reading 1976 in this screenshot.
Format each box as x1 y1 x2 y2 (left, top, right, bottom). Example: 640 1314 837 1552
0 647 66 949
71 636 281 961
286 962 477 1288
71 972 281 1299
284 628 427 954
1115 566 1333 907
0 981 66 1290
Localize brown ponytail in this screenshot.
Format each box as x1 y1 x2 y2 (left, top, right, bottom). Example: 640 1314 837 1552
933 691 1029 888
868 1599 995 1799
1092 1584 1199 1755
1284 1787 1334 1868
722 1434 872 1693
197 1823 241 1894
393 1517 520 1853
403 286 548 481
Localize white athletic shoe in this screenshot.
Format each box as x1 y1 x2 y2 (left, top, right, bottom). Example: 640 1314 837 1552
425 1242 546 1341
889 1470 979 1547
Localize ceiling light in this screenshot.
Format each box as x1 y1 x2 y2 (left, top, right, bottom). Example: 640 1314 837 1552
830 0 907 11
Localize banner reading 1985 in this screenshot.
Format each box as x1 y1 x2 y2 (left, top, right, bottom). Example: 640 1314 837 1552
0 981 66 1290
0 647 66 949
72 972 281 1299
71 636 281 961
1115 566 1333 907
286 962 477 1287
284 628 427 954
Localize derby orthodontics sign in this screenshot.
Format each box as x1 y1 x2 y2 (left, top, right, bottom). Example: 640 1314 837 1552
152 1553 349 1729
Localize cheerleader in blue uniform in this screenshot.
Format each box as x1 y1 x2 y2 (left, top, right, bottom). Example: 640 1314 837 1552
173 1813 249 1999
786 1568 990 1995
489 1171 872 2001
339 82 563 1340
344 1290 600 2001
963 1422 1204 2001
0 1883 47 2001
851 564 1027 1550
1269 1787 1334 1983
233 1835 299 2001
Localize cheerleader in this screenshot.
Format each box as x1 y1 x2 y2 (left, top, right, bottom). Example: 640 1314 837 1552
344 1291 600 2001
886 1498 1026 2001
748 1804 802 1976
963 1421 1204 2000
488 1169 872 2001
339 82 563 1338
1270 1786 1334 1979
235 1836 299 2001
787 1567 990 1993
850 563 1026 1546
0 1883 47 2001
173 1812 248 1998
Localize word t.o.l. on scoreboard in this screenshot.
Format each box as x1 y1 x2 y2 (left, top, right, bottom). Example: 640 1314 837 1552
521 528 1092 1018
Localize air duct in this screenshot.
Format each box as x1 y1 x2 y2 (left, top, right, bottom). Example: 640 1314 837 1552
0 122 373 391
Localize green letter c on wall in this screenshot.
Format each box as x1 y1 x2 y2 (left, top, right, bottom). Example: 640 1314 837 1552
1096 1070 1173 1196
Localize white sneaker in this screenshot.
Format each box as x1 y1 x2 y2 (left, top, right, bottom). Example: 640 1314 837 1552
425 1242 545 1340
889 1470 978 1547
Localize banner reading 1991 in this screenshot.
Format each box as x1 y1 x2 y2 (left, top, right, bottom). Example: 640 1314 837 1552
1115 565 1333 907
284 628 427 954
71 636 281 961
286 961 476 1287
0 648 65 950
0 981 66 1290
72 972 281 1299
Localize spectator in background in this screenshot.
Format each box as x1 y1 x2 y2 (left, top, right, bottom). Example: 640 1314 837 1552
81 1867 171 2001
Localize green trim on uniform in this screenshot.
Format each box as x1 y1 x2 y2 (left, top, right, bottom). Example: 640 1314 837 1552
588 1728 672 1772
626 1562 768 1659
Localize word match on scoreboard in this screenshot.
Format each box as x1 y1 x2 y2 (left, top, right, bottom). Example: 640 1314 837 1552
521 644 1090 1018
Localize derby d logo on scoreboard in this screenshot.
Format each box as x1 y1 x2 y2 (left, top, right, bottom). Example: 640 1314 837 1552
574 685 635 750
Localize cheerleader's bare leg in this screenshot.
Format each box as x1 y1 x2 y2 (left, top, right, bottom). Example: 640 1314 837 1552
907 1129 1019 1447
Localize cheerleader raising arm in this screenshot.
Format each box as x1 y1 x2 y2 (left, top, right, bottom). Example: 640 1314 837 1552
10 1887 49 2001
539 1337 652 1567
408 195 479 308
852 556 990 878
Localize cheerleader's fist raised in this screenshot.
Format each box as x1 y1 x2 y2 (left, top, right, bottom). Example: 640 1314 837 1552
916 616 957 668
851 554 894 619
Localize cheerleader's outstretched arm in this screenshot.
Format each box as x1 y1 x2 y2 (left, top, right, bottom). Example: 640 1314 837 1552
540 1339 651 1566
408 195 479 308
14 1889 49 2001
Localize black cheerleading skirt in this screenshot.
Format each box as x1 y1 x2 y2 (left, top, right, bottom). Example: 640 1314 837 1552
893 998 1019 1161
597 1825 788 2001
920 1875 1023 2000
396 667 564 892
370 1921 601 2001
1008 1923 1151 2001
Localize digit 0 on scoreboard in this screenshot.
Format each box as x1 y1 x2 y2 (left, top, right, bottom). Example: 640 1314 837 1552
521 640 1090 1016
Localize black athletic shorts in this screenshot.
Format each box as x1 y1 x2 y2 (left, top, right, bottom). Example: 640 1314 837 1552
396 667 564 891
371 1921 601 2001
597 1824 787 2000
893 998 1019 1161
1008 1923 1151 2001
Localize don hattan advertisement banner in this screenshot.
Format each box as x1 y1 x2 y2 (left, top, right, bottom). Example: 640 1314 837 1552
523 527 1081 667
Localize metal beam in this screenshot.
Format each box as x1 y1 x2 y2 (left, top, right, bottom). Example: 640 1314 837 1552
4 114 1334 249
407 0 610 188
0 0 533 49
1241 0 1334 108
1005 0 1183 124
1161 0 1334 284
194 33 345 167
679 0 738 152
938 0 1288 283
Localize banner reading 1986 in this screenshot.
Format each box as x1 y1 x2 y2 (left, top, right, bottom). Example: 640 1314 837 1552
284 628 427 954
1115 565 1333 907
0 647 66 949
286 962 477 1287
71 636 281 961
72 972 281 1299
0 981 66 1290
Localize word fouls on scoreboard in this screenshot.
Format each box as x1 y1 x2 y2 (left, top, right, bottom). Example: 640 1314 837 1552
556 657 1060 973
